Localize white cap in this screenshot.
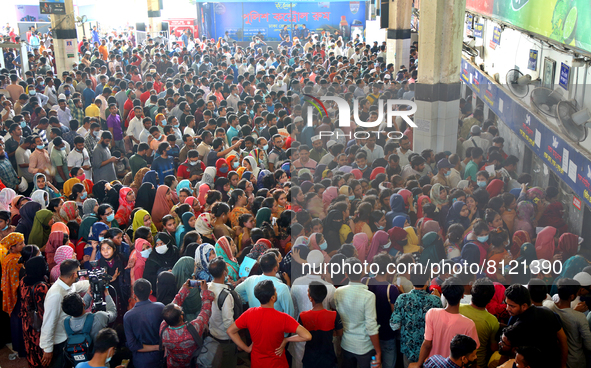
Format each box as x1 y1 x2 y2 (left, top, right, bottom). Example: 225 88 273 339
307 250 324 270
326 140 336 149
311 135 322 143
294 116 304 123
574 272 591 287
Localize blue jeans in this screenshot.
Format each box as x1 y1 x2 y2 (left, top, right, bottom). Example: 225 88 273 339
380 339 397 368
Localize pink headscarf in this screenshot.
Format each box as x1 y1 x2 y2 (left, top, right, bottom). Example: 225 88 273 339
185 196 198 213
308 232 331 263
132 238 151 284
351 169 362 180
421 220 441 236
353 232 370 262
50 245 74 283
535 226 557 261
397 189 412 209
486 179 504 197
366 230 390 263
197 184 210 207
322 186 338 211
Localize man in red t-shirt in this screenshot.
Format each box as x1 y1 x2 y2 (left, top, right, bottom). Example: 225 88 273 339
228 280 312 368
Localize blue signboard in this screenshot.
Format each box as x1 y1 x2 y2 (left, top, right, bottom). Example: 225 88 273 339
559 62 570 90
492 26 501 45
212 2 365 40
474 23 484 38
461 58 591 209
466 14 473 30
528 50 538 71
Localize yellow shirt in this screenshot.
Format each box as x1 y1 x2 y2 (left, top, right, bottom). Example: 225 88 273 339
85 103 100 117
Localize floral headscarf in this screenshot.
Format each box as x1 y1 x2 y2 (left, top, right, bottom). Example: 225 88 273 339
429 183 447 208
511 231 531 258
131 168 150 189
50 245 74 283
194 212 215 237
1 232 24 315
215 236 239 281
59 201 80 224
194 243 215 281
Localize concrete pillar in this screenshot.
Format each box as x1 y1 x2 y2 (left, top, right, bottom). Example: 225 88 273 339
386 0 412 69
50 0 78 75
413 0 466 153
147 0 162 34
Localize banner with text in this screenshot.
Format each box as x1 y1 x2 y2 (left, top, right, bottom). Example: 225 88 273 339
212 1 365 41
466 0 591 54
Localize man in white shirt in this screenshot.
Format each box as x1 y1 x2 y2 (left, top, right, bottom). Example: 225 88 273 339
40 259 90 367
207 257 238 368
127 106 145 144
56 98 72 127
67 136 92 179
77 117 91 137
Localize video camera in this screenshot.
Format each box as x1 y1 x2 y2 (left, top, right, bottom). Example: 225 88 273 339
78 261 112 312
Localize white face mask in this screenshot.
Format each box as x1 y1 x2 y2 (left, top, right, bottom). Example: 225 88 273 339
155 244 168 254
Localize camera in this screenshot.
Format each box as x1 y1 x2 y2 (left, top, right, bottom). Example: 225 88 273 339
78 261 112 312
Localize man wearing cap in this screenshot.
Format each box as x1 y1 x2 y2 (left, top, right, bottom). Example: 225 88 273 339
431 159 453 186
309 135 328 163
462 125 490 158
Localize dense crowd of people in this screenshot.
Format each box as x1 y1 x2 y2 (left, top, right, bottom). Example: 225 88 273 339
0 23 587 368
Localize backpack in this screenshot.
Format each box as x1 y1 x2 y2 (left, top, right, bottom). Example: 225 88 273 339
160 322 203 368
63 313 95 364
217 287 244 321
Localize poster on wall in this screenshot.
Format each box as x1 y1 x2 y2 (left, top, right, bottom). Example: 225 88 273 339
543 57 556 89
213 2 365 41
15 5 50 22
39 0 65 15
474 23 483 38
528 49 538 70
466 0 591 54
559 62 570 90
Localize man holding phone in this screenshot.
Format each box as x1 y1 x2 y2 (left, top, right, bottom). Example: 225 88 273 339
160 279 216 368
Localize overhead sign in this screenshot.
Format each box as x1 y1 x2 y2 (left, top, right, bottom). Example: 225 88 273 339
466 0 591 54
462 57 591 210
492 26 501 45
39 0 65 14
559 62 570 90
528 49 538 70
474 23 484 38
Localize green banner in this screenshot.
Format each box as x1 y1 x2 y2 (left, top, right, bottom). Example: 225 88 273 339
466 0 591 54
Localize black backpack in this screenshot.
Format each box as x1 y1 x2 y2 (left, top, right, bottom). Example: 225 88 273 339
160 322 204 368
63 313 95 364
217 287 244 321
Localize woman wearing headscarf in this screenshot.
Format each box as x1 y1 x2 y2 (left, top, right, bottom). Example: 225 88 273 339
92 180 108 203
152 185 174 231
385 194 407 231
196 183 211 208
156 271 177 305
33 173 58 198
307 232 331 263
131 235 152 285
322 187 338 212
535 226 557 261
416 195 431 219
214 177 230 202
366 230 391 263
79 198 98 242
486 283 510 325
130 167 149 194
228 189 251 228
114 187 135 227
144 232 179 293
257 169 274 190
510 230 531 259
215 236 241 284
96 239 127 320
0 188 16 212
352 232 370 262
142 170 159 187
176 212 195 247
194 243 216 281
557 233 579 262
49 245 75 283
45 231 67 270
195 212 216 245
323 209 346 253
429 183 448 210
136 182 157 213
28 209 53 248
242 156 259 178
31 190 49 209
420 231 446 266
19 256 49 368
1 232 25 357
256 207 273 228
132 209 158 240
514 201 535 240
445 201 471 232
392 215 410 229
59 201 81 224
14 201 41 243
176 179 192 199
215 158 230 179
486 179 504 198
421 220 441 239
62 178 80 199
171 257 202 321
9 195 26 226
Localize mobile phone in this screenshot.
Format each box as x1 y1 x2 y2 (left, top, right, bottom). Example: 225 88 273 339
121 359 130 367
189 280 200 288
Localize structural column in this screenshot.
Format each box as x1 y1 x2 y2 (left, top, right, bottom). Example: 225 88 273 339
51 0 77 75
383 0 412 69
147 0 162 34
413 0 466 153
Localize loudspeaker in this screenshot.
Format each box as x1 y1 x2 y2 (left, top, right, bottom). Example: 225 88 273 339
136 23 146 32
161 22 169 31
380 0 389 29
